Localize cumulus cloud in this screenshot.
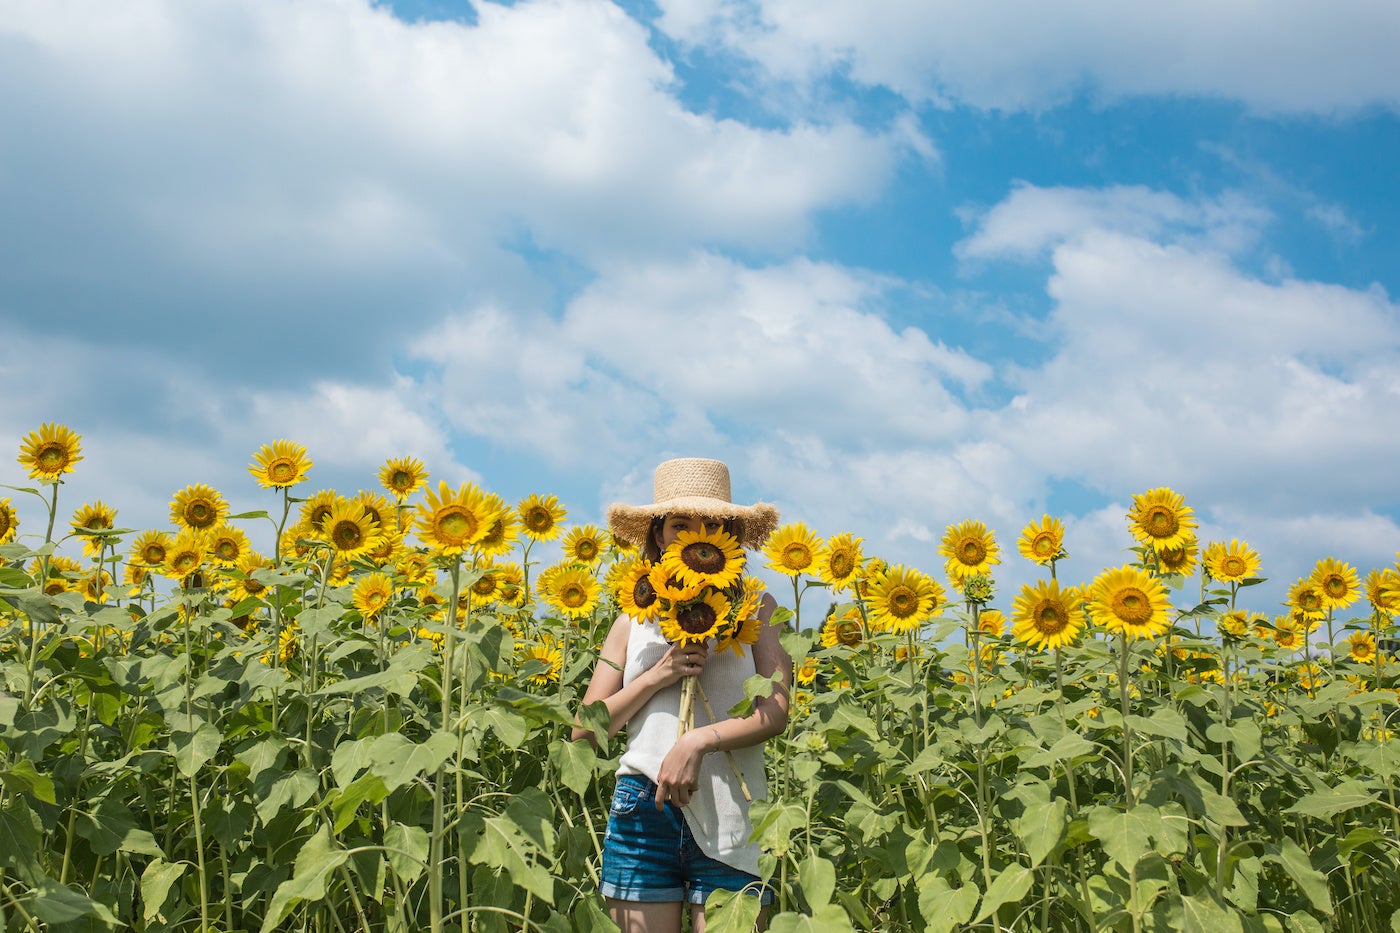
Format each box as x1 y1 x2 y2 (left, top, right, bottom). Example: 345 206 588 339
654 0 1400 114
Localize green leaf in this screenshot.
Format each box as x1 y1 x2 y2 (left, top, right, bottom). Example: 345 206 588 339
1013 798 1068 868
574 892 622 932
171 722 222 777
383 821 429 886
331 772 389 833
1337 826 1388 859
368 730 456 792
550 736 597 796
228 510 271 520
0 797 44 886
1273 837 1332 913
1127 706 1189 742
31 879 121 926
769 905 858 933
1087 804 1161 870
1172 891 1244 933
1286 782 1376 820
972 865 1034 924
141 858 188 923
255 768 321 822
798 855 836 911
460 810 555 903
705 889 762 933
916 876 978 933
260 826 351 933
1 758 56 804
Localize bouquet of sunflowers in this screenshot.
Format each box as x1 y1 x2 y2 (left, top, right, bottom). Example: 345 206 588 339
615 525 766 794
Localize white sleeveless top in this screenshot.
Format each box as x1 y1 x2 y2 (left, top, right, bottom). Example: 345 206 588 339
616 617 768 877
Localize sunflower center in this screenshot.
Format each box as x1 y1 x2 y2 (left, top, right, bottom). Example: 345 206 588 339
524 508 553 533
1298 590 1322 612
887 585 917 618
243 578 266 596
1032 534 1057 558
560 584 587 609
216 540 239 561
958 540 986 565
632 576 657 609
676 601 718 635
835 619 861 646
436 507 478 543
269 460 296 482
1034 600 1068 634
173 552 199 574
38 445 66 469
391 470 412 489
332 521 366 550
472 575 497 597
829 552 855 578
1220 556 1246 577
576 540 599 561
0 513 11 537
1112 587 1152 625
783 544 811 568
681 542 725 574
187 502 215 527
1321 575 1348 598
142 545 167 564
1142 506 1177 538
310 506 333 530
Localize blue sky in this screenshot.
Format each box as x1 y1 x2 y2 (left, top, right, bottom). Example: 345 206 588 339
3 0 1399 619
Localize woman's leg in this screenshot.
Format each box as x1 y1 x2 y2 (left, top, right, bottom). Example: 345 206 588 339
608 899 683 933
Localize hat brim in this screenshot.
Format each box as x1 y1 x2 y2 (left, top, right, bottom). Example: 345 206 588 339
607 497 780 551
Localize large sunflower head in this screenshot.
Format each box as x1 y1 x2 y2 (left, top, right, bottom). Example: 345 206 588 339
518 635 564 686
1310 557 1359 611
231 551 273 601
161 530 209 581
647 563 704 604
495 562 527 608
17 422 83 481
1157 539 1198 577
0 498 18 545
866 565 942 635
544 564 601 620
414 481 499 555
1287 577 1327 619
352 572 395 619
207 524 251 567
324 501 381 558
1217 609 1251 640
518 493 566 542
1088 565 1172 640
1017 515 1065 565
819 605 865 649
939 520 1001 582
1364 568 1400 615
978 608 1007 638
472 493 518 557
170 483 228 532
298 490 342 536
379 456 429 499
815 533 863 592
659 589 732 646
1202 539 1260 584
1271 616 1305 651
1348 631 1377 664
617 559 661 621
763 522 820 577
352 492 397 537
1126 487 1197 553
1011 580 1087 651
562 524 610 568
129 530 174 567
468 561 503 603
248 439 312 489
70 500 118 557
660 527 745 591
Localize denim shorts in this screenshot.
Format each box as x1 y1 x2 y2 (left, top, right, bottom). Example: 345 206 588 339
599 774 774 906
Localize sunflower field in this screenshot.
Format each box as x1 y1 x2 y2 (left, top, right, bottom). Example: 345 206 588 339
3 423 1400 932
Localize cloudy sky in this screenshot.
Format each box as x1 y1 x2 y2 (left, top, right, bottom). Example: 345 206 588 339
3 0 1398 618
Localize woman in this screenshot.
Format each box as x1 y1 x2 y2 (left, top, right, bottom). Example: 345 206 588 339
572 458 791 932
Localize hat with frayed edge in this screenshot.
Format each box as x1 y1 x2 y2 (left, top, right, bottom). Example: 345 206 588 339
606 458 779 551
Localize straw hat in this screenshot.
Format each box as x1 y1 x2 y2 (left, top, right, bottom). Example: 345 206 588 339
606 458 780 550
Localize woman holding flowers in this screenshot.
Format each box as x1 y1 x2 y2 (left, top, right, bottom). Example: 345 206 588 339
572 458 790 932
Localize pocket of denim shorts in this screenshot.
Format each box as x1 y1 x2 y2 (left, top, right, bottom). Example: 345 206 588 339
610 778 650 816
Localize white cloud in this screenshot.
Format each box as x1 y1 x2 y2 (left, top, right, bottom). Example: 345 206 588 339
654 0 1400 114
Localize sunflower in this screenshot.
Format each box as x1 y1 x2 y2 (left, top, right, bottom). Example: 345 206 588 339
1271 616 1304 650
395 551 434 585
469 562 502 603
380 456 429 499
1287 578 1327 619
659 590 732 645
795 657 819 686
716 582 765 656
298 490 342 535
323 501 382 558
519 635 564 686
1348 631 1377 664
1202 539 1260 584
161 530 208 581
545 564 600 620
69 500 117 557
1011 580 1088 650
80 568 113 603
30 556 80 595
763 522 820 577
352 492 396 537
939 520 1001 583
0 498 17 545
1310 557 1360 611
518 493 566 542
230 552 274 601
1157 539 1198 577
978 608 1007 638
661 527 745 591
207 524 251 566
853 557 888 603
563 524 610 568
814 532 863 592
648 564 704 604
1017 515 1065 565
129 530 174 567
17 422 83 480
414 481 499 555
365 529 405 566
248 439 312 489
352 572 395 619
865 565 942 635
819 606 865 649
617 559 661 622
1088 566 1172 640
168 482 228 531
1126 487 1197 553
1365 568 1400 615
495 562 527 608
123 562 151 597
1295 662 1325 692
1217 609 1251 639
473 494 518 556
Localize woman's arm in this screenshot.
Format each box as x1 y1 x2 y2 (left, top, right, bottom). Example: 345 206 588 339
569 614 708 744
654 594 792 805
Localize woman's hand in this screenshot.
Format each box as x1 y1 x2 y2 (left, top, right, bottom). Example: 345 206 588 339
650 642 709 688
655 728 710 808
